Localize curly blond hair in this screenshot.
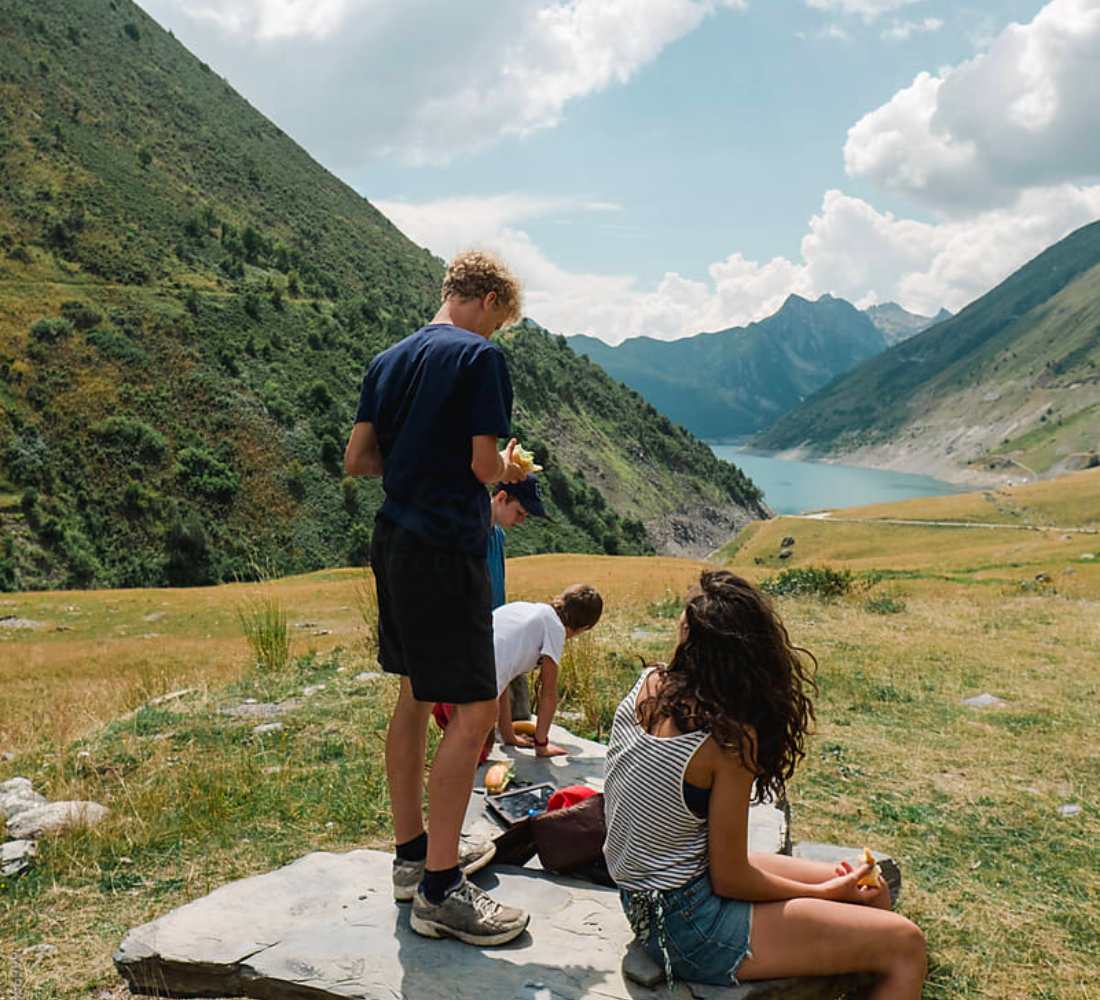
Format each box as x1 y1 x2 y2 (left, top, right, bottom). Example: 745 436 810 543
441 249 523 325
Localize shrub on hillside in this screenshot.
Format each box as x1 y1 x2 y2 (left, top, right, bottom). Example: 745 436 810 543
175 447 239 501
165 513 212 587
85 327 149 365
29 317 74 343
761 565 853 600
60 301 102 330
91 416 167 464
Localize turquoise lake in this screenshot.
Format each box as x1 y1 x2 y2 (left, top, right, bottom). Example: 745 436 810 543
708 446 963 515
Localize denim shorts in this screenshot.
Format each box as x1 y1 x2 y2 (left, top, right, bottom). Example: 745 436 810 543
620 872 753 987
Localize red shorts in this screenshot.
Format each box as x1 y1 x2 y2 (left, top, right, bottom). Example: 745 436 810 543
432 703 495 765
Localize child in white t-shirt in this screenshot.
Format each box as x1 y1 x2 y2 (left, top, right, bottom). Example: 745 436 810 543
433 584 603 759
493 583 601 757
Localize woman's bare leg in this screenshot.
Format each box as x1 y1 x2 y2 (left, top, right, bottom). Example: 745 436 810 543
737 898 926 1000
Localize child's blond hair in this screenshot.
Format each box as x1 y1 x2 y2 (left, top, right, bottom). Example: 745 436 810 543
442 249 523 326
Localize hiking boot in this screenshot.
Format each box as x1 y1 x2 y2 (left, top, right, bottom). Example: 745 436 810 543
392 833 497 902
410 876 529 946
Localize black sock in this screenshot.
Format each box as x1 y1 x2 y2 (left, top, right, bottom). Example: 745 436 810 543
420 866 461 905
395 831 428 863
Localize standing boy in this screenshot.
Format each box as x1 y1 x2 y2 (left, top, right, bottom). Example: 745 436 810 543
344 250 529 947
487 474 548 720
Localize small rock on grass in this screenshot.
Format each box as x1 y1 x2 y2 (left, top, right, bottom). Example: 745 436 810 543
353 671 385 683
961 692 1007 709
252 723 284 736
0 777 47 820
301 684 326 697
21 943 56 958
1058 804 1081 817
1 839 37 877
7 800 109 839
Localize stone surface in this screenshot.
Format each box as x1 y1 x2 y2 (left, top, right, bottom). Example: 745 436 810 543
0 776 48 820
961 692 1006 709
621 940 864 999
148 688 196 707
223 700 300 721
116 849 849 1000
1 839 37 877
6 800 109 839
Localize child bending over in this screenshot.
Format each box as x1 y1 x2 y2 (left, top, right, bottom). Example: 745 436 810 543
434 584 603 760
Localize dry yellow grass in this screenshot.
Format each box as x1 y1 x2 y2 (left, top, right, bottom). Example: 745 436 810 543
0 557 706 753
839 467 1100 528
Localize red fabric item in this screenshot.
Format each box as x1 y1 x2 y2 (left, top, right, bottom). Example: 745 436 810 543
432 702 493 765
547 785 598 812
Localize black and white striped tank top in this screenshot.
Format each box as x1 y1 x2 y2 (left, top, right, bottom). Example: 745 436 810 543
603 669 711 891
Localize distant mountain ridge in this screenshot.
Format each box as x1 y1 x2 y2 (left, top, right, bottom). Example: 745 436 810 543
754 220 1100 481
569 293 896 440
865 302 951 346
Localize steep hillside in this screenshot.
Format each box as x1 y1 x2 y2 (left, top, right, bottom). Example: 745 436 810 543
755 221 1100 482
0 0 764 590
865 302 950 346
569 294 884 439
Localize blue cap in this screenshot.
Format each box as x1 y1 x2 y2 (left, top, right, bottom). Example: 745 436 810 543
500 474 548 519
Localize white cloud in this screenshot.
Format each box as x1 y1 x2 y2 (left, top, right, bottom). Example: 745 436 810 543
846 0 1100 211
804 0 922 22
880 16 943 41
147 0 747 167
180 0 352 40
377 185 1100 344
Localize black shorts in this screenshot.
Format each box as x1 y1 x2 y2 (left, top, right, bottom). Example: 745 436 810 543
369 515 497 704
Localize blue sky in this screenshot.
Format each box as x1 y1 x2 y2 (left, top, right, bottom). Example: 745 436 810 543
143 0 1100 342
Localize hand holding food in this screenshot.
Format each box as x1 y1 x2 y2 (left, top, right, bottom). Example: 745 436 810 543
856 847 883 888
513 444 543 474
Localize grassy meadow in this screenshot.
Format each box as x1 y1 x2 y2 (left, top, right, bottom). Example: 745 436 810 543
2 474 1099 999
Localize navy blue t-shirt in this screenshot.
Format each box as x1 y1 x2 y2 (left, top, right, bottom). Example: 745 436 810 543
355 324 512 554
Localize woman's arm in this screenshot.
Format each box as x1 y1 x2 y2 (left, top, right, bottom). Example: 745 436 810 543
708 747 876 904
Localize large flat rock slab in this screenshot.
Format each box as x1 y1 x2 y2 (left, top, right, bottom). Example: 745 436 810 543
113 849 682 998
115 849 851 1000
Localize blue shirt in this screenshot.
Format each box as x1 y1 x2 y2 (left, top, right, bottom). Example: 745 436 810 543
486 524 506 609
356 324 512 554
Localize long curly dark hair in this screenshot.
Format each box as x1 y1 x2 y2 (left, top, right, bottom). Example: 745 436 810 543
637 570 817 804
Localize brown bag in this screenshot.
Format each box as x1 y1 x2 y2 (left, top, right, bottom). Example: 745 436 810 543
531 792 612 884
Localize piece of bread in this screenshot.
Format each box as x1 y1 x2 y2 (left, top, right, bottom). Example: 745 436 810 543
513 720 537 736
857 846 883 888
514 445 543 474
485 761 514 794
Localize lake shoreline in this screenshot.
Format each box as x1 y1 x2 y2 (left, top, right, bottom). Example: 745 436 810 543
707 444 967 516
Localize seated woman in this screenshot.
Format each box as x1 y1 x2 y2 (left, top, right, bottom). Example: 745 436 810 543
603 570 926 998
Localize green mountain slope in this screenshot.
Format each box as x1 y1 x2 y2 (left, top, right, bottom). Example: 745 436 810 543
755 221 1100 480
0 0 764 591
568 294 886 440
